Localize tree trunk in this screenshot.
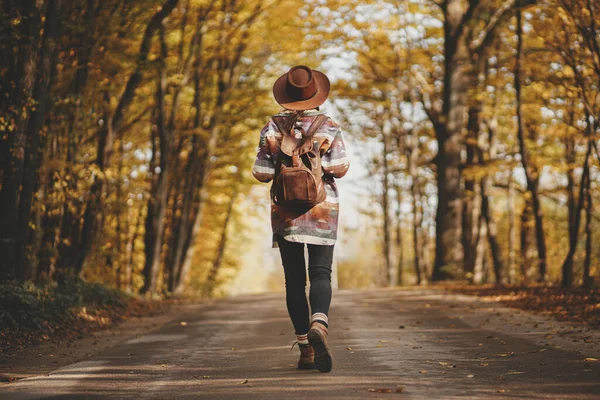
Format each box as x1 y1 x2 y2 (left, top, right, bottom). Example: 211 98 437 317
472 209 486 284
478 101 505 284
432 1 475 281
173 1 263 294
481 177 505 284
430 0 532 281
565 132 576 236
0 0 42 281
52 0 96 275
561 140 592 288
583 169 593 288
174 80 227 296
381 122 393 286
515 9 547 283
519 199 536 282
174 125 220 295
462 104 481 278
77 0 179 276
203 181 239 297
142 27 170 294
407 135 423 285
15 0 61 282
395 177 404 286
167 41 205 291
507 177 516 283
124 205 143 293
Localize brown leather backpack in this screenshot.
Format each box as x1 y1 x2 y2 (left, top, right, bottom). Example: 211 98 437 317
271 113 329 206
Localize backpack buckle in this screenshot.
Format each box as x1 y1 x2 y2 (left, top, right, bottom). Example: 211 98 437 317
292 153 300 167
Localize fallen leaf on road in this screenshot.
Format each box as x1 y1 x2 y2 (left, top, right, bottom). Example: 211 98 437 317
438 362 448 366
180 321 188 327
239 379 249 384
419 370 428 374
346 347 352 351
507 371 524 375
396 385 405 393
497 389 506 393
584 357 598 362
529 348 547 353
368 388 392 393
479 363 489 367
494 352 515 357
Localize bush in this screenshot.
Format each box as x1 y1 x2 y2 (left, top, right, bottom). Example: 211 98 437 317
0 279 129 331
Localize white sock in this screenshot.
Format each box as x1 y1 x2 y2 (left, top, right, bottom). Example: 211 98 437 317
311 312 329 327
296 333 308 345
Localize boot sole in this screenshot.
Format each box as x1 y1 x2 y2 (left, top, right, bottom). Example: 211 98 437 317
307 330 332 373
297 362 316 370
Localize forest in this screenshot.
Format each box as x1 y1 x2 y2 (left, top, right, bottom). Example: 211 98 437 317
0 0 599 302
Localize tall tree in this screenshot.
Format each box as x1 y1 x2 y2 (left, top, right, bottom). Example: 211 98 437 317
514 7 548 283
427 0 535 280
77 0 180 276
0 0 44 281
16 0 62 281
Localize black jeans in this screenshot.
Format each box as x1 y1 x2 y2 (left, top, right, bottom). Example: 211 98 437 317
275 235 334 335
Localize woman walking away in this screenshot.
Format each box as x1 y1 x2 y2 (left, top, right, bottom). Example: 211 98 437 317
252 65 350 373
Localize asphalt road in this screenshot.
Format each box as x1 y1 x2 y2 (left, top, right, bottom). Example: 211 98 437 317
2 288 599 399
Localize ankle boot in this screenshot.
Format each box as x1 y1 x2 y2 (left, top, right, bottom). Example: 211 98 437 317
307 323 332 372
297 343 315 370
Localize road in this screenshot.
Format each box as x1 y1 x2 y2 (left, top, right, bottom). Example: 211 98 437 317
2 288 599 399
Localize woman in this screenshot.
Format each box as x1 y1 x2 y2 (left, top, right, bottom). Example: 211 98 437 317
252 65 350 373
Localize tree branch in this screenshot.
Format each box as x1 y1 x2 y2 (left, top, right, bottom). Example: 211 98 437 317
470 0 536 52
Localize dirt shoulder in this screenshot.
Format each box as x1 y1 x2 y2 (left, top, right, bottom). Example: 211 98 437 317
0 300 211 382
432 283 600 330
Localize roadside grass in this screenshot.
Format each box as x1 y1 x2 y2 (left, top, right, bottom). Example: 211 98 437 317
0 279 164 354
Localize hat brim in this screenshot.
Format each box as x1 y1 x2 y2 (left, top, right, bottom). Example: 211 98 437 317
272 70 330 110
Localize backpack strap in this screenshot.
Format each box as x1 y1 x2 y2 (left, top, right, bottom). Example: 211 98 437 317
273 114 303 157
273 113 329 157
306 114 329 137
271 116 288 136
297 115 329 155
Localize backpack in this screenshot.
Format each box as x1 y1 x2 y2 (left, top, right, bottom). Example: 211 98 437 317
271 113 329 206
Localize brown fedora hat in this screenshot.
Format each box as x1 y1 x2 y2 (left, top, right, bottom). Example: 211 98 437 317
273 65 330 110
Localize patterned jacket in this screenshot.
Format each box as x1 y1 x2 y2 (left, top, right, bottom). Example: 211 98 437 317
252 110 350 246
